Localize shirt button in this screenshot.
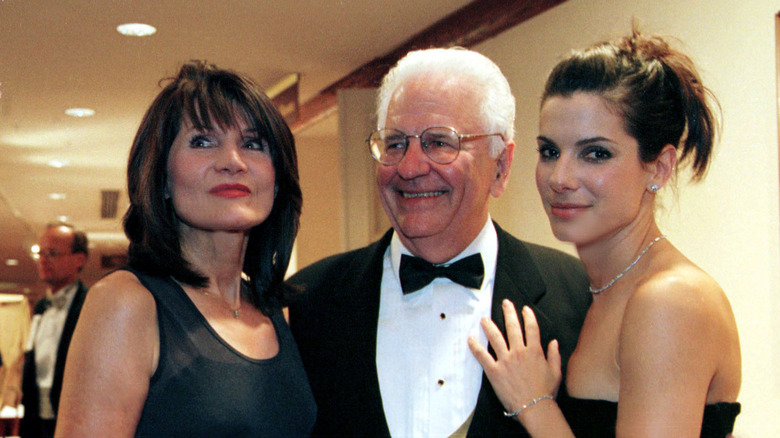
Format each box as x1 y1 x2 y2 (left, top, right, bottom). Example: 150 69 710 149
437 379 445 386
440 313 446 320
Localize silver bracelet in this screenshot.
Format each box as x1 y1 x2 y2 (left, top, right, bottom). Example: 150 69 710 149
503 395 554 418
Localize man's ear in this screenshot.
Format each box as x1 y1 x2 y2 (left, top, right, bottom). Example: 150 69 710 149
74 252 88 272
490 141 514 198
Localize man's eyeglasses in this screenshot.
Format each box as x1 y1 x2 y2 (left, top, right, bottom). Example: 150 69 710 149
36 249 72 259
367 126 504 165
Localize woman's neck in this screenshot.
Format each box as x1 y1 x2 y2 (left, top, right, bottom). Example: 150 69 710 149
576 220 662 292
179 228 249 301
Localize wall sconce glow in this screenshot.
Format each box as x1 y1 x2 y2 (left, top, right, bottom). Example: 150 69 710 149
47 159 69 168
5 259 19 266
48 193 67 200
65 107 95 117
31 244 40 260
57 216 68 222
117 23 156 37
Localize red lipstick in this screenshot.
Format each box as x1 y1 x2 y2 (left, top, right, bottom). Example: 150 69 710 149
209 183 250 198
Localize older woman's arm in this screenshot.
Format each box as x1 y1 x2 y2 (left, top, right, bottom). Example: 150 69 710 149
55 271 158 438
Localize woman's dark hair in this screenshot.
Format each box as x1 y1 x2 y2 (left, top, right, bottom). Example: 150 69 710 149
124 60 302 312
542 29 719 180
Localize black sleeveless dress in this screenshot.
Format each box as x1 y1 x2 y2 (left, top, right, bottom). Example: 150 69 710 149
558 391 740 438
129 269 316 437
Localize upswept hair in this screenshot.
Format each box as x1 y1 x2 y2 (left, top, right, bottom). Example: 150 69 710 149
542 29 719 181
123 60 302 311
376 47 516 157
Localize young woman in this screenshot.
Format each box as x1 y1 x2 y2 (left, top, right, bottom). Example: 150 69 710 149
56 61 315 437
469 30 741 437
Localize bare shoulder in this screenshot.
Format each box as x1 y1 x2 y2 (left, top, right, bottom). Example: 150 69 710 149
84 270 157 321
616 256 741 412
619 258 740 384
77 269 159 352
623 261 734 333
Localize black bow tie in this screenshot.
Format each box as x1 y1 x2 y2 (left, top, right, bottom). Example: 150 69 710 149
399 253 484 294
43 294 68 311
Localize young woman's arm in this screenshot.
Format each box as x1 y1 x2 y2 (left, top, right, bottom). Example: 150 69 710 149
468 299 575 438
615 275 726 436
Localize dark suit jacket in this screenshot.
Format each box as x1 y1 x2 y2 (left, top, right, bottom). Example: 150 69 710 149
288 223 591 437
20 280 88 436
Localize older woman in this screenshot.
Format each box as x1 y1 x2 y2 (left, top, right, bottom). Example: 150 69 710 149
56 61 314 437
469 30 741 437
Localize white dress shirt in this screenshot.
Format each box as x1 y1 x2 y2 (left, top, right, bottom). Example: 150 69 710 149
376 218 497 437
31 282 78 419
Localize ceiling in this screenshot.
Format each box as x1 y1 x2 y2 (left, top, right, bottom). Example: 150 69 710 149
0 0 562 300
0 0 486 298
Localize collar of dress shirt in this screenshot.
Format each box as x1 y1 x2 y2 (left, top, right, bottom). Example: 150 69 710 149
46 281 79 312
390 216 498 295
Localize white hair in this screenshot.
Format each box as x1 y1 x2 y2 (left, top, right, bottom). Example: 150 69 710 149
375 47 515 157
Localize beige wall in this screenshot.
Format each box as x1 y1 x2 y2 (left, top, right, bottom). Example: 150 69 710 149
294 0 780 434
294 128 343 269
293 89 381 269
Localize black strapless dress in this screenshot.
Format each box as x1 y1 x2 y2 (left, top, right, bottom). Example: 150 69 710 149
557 391 740 438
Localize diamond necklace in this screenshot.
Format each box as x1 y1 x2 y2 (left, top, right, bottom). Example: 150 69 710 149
589 235 667 294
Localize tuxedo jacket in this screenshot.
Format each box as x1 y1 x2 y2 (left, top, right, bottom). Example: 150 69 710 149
288 223 591 437
20 280 88 434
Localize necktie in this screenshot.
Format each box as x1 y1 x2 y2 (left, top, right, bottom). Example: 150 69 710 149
399 253 484 294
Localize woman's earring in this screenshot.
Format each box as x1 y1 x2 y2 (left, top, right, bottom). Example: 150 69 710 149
649 184 660 193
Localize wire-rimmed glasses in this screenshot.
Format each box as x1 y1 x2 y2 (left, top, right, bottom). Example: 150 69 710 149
367 126 504 165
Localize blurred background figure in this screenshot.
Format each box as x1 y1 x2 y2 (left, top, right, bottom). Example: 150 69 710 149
20 223 89 438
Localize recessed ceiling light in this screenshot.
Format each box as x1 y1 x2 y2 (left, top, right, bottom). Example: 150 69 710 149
65 107 95 117
117 23 156 37
57 216 68 222
48 193 67 200
47 159 69 168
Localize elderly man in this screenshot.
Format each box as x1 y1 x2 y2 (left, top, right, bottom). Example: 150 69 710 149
288 47 590 437
20 223 89 438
